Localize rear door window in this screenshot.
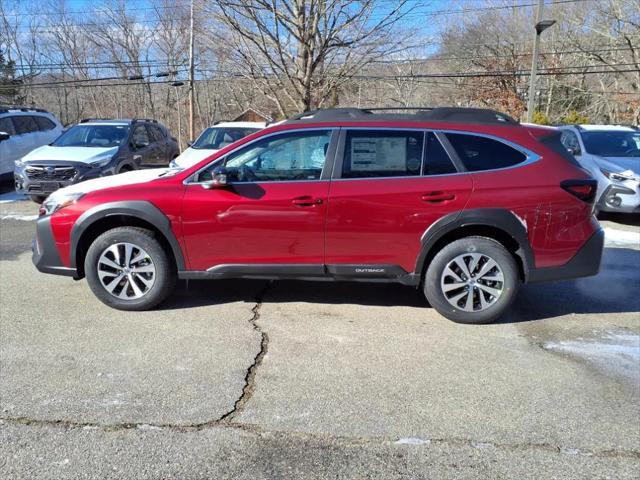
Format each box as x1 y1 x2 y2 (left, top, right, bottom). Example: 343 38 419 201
342 130 424 178
148 124 166 142
13 115 39 135
424 132 457 175
34 116 56 131
445 133 527 171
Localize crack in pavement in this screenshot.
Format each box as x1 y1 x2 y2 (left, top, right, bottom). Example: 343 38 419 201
218 280 272 423
1 416 639 460
2 279 639 462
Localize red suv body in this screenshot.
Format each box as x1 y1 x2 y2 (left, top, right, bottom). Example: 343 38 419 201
33 108 603 323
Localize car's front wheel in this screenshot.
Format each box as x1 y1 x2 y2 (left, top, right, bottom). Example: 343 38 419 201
84 227 176 310
424 237 519 324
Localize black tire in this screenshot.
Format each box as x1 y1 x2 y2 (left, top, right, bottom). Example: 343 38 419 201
423 236 519 324
84 227 176 311
29 194 47 204
118 164 134 174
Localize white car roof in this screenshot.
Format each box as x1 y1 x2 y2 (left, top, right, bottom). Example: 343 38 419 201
209 121 266 129
576 125 637 132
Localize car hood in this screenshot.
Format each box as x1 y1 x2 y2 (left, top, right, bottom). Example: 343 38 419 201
593 155 639 176
173 147 218 168
49 168 171 200
23 145 119 164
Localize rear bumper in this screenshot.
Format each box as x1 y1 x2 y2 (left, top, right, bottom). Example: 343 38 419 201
528 228 604 283
32 215 77 277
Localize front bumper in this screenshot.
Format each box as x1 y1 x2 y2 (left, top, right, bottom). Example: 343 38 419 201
15 161 114 197
32 215 77 277
528 228 604 283
596 183 640 214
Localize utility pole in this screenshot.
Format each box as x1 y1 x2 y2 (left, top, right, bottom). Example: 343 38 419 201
527 0 555 123
188 0 195 141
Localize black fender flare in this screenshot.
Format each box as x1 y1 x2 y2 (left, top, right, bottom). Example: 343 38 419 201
414 208 535 280
70 200 186 270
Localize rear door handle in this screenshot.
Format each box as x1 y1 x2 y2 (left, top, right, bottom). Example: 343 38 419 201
421 191 456 203
292 196 323 207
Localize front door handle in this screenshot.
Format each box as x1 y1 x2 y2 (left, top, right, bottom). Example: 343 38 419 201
292 196 323 207
421 191 456 203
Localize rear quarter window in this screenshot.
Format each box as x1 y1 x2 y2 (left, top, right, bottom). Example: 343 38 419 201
445 133 527 171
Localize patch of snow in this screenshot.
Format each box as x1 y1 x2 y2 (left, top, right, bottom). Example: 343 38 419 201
604 227 640 248
395 437 430 445
543 331 640 384
137 424 163 431
0 191 27 203
0 214 38 221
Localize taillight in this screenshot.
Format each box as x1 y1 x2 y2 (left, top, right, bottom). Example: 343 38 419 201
561 179 598 203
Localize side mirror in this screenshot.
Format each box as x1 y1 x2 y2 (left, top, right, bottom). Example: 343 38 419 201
202 167 229 189
133 140 149 149
0 131 10 142
567 146 581 156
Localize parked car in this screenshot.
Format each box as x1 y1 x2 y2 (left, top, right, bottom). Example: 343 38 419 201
0 106 63 179
170 121 265 169
32 107 603 324
15 118 179 203
558 124 639 213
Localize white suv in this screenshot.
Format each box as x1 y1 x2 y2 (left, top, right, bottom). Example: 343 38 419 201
0 106 63 178
559 124 639 213
169 121 265 169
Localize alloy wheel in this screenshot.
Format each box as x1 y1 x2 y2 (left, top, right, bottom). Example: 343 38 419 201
97 242 156 300
440 253 504 312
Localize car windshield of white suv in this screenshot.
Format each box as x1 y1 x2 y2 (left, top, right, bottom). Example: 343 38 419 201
191 127 260 150
52 124 129 148
581 131 640 158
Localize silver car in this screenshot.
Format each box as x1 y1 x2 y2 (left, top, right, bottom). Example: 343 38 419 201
559 125 639 213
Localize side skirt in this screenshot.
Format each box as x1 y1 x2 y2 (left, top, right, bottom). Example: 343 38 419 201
178 264 420 286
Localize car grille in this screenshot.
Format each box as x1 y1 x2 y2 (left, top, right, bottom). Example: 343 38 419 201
25 165 77 181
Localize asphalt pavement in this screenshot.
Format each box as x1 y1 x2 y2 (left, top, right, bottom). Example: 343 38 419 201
1 184 639 479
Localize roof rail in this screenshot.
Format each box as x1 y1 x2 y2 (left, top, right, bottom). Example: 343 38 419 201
0 105 49 114
286 107 518 125
132 118 158 124
79 117 116 123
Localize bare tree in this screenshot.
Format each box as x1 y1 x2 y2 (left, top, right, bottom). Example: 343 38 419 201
208 0 412 116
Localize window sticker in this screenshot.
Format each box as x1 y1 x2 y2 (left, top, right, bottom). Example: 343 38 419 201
350 137 407 171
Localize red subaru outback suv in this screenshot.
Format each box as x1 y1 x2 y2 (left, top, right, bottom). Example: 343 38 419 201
33 108 603 323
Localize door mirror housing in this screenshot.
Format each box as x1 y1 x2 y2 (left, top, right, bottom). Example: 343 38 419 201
567 146 581 156
133 140 150 149
0 131 10 142
202 167 229 189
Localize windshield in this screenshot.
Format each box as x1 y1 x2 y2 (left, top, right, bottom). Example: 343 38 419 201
581 131 640 158
191 127 260 150
52 124 129 148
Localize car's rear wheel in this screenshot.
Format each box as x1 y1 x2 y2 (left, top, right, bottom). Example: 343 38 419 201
424 237 519 324
84 227 176 310
29 194 47 204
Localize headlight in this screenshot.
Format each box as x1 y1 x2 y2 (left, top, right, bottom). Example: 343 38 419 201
40 192 84 216
14 158 24 168
600 168 636 182
90 156 113 168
